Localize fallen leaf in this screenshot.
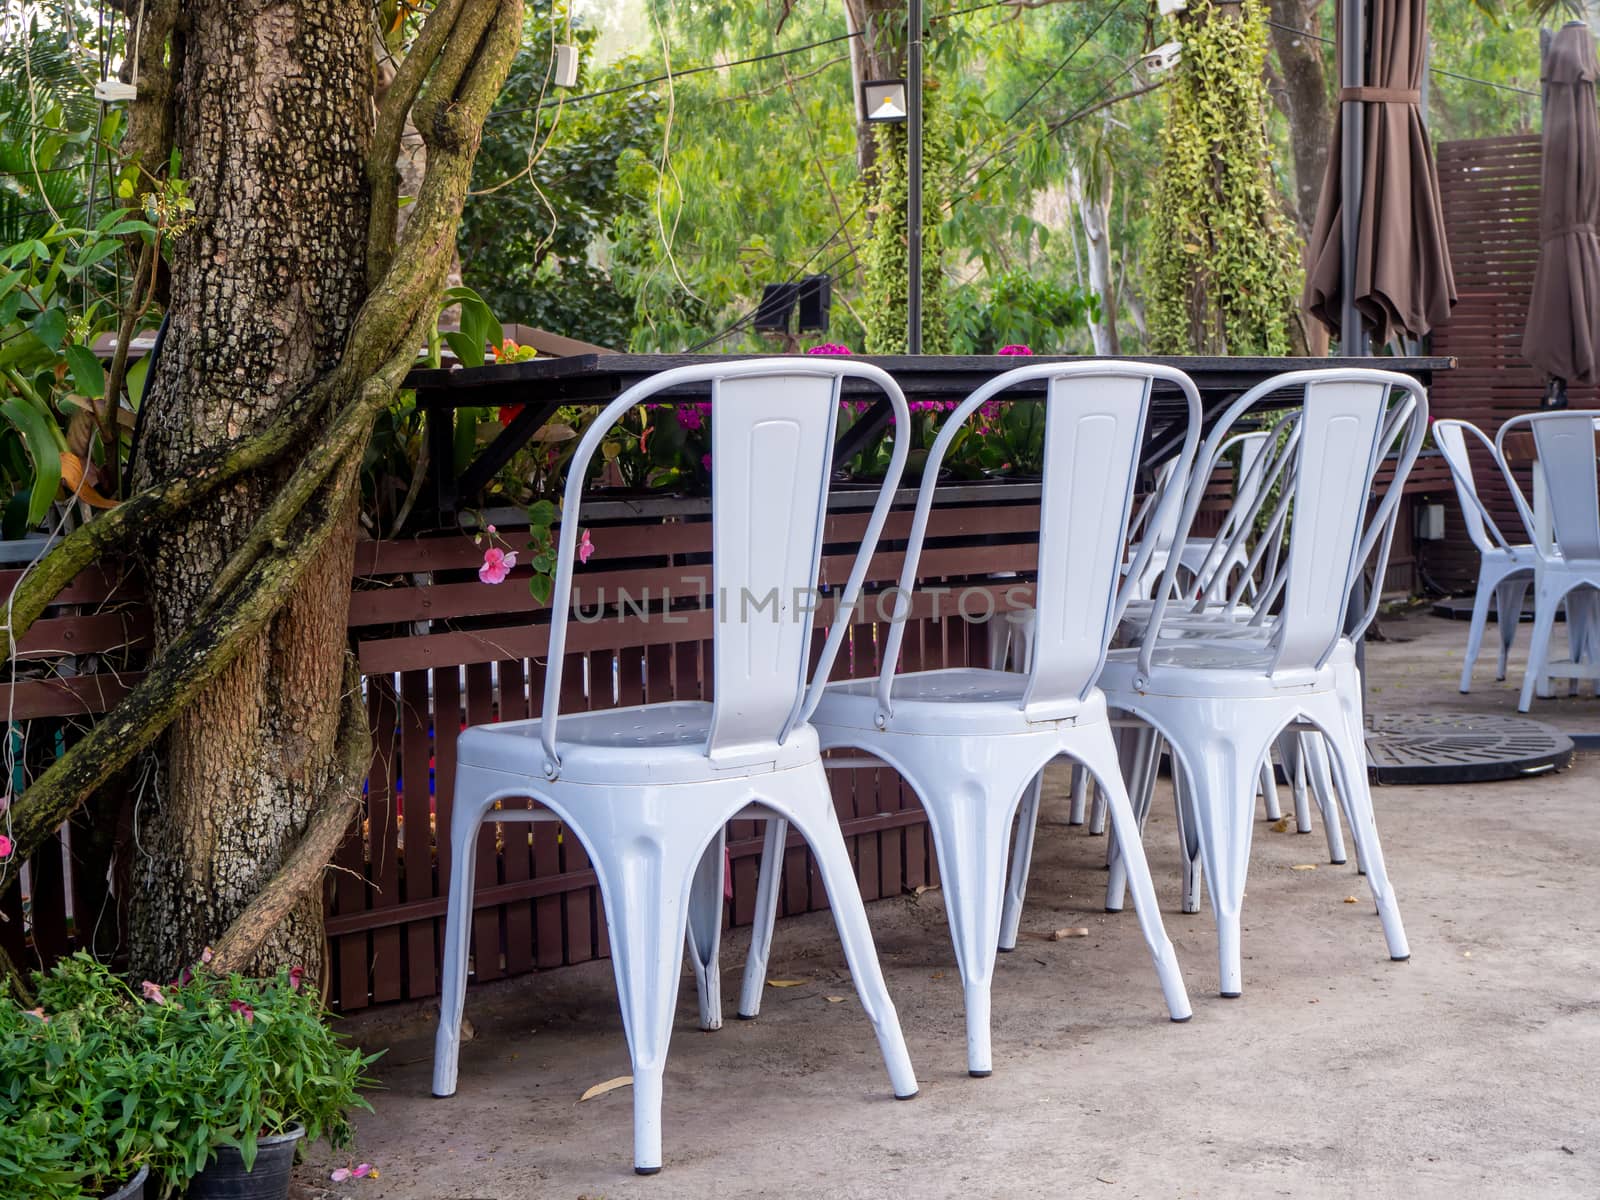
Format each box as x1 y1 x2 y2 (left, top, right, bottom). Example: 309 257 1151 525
1096 1172 1117 1184
930 970 945 980
580 1075 633 1102
1343 896 1359 904
913 883 940 896
1050 927 1090 941
1270 817 1292 833
1290 864 1317 871
765 978 806 988
824 995 845 1004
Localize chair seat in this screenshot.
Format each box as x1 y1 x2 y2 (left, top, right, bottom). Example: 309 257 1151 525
457 701 820 786
1098 639 1354 702
813 667 1092 737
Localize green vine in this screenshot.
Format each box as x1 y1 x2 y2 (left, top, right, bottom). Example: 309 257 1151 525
862 88 952 355
1148 0 1299 355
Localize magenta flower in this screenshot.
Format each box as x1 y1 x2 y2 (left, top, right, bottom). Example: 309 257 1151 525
701 453 712 471
289 965 305 992
0 834 11 860
479 546 517 585
807 344 852 355
998 344 1032 356
141 981 167 1005
331 1164 376 1183
577 529 596 566
230 1000 255 1023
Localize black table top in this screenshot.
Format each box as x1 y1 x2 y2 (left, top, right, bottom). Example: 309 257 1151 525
406 353 1453 404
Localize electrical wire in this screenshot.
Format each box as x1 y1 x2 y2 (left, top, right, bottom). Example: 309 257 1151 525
1265 20 1540 98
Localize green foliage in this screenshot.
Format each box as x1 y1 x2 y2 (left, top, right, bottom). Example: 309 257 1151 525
461 3 659 348
861 96 953 355
945 268 1097 354
0 954 378 1200
1148 0 1299 355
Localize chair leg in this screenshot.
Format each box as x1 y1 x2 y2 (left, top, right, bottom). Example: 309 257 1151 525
1171 724 1266 998
592 831 703 1174
1281 733 1312 834
1460 572 1495 692
737 817 788 1020
1301 735 1349 867
433 773 496 1099
1495 577 1531 681
1088 740 1111 836
784 781 918 1100
1519 581 1562 712
998 770 1044 953
1079 727 1192 1022
1259 757 1284 822
1325 687 1410 963
685 829 726 1031
1067 764 1088 826
1171 761 1203 914
1105 726 1160 913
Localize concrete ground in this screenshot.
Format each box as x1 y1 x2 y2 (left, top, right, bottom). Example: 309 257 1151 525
300 610 1600 1200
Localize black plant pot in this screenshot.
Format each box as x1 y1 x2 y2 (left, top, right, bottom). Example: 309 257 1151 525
103 1166 149 1200
185 1125 304 1200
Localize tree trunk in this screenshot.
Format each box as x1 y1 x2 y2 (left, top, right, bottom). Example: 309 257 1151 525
841 0 905 179
1267 0 1331 241
128 0 372 983
1071 156 1119 355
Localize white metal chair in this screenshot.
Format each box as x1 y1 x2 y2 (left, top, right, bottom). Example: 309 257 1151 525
1097 368 1426 998
1432 419 1535 692
1496 410 1600 711
431 360 919 1175
738 362 1202 1078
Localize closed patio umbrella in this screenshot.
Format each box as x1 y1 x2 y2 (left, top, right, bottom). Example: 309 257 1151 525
1523 21 1600 403
1304 0 1457 347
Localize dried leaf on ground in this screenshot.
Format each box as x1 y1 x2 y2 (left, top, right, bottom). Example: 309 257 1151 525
1291 864 1317 871
1270 817 1293 833
824 995 845 1003
1050 927 1090 940
579 1076 633 1102
913 883 940 897
1343 896 1359 904
765 978 806 988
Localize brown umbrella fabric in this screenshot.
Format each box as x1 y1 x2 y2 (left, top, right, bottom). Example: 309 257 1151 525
1304 0 1457 345
1523 22 1600 387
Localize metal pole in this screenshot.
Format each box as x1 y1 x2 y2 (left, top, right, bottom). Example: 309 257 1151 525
1338 0 1369 355
907 0 924 354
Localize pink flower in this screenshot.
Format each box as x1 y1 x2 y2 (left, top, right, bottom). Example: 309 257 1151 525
701 453 712 471
486 524 497 535
23 1006 47 1022
230 1000 255 1023
577 529 596 565
479 546 517 585
353 1164 374 1178
141 981 166 1004
807 343 852 356
200 946 214 965
677 403 709 431
0 834 11 859
288 965 305 992
331 1168 351 1183
331 1164 376 1184
998 344 1032 356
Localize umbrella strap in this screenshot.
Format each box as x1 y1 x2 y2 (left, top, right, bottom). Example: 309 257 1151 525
1339 86 1421 103
1545 223 1597 241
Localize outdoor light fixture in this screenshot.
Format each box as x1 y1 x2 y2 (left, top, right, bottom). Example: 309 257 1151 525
554 44 579 87
861 79 909 124
1142 41 1183 74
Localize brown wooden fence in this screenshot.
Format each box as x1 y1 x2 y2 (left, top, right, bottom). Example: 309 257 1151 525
1424 134 1600 590
0 492 1044 1012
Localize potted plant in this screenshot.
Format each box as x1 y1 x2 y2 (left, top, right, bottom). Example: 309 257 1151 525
1 954 377 1200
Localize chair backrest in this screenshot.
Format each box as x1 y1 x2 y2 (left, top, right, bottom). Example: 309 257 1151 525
538 359 912 777
1180 428 1275 600
874 362 1203 723
1433 418 1518 555
1496 410 1600 562
1140 368 1429 678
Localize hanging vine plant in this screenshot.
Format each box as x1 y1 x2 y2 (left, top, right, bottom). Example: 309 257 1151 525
862 85 952 355
1148 0 1299 355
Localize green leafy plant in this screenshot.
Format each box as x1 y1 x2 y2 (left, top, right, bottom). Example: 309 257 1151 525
0 954 379 1199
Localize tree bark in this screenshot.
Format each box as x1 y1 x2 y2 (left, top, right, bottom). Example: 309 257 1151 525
127 0 374 983
1071 155 1119 355
1266 0 1331 241
841 0 905 179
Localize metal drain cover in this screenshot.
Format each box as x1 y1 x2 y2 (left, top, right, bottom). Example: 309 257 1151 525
1364 711 1574 784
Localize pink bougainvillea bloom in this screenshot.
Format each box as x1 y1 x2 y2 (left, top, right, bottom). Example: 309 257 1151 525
353 1164 374 1178
330 1168 352 1183
807 344 852 356
141 981 166 1005
701 453 712 471
486 524 497 535
200 946 214 964
230 1000 255 1023
0 834 11 859
479 546 517 585
577 529 596 565
997 344 1032 356
289 966 305 992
